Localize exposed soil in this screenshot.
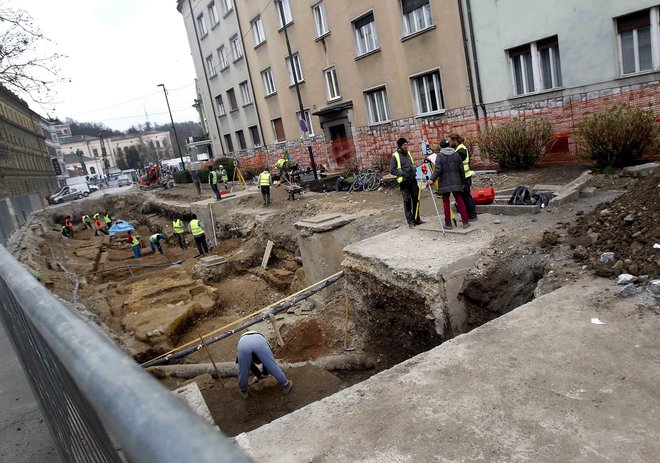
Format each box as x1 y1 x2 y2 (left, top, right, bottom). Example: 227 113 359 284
567 169 660 278
11 162 649 438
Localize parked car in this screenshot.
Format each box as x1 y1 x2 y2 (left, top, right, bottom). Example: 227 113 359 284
48 187 85 204
88 184 99 193
117 176 132 187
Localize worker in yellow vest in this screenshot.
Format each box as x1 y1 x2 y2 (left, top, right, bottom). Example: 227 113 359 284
126 231 142 258
449 133 477 221
103 210 113 228
259 168 272 206
172 214 187 250
218 166 229 191
189 213 208 257
82 214 92 229
390 138 424 228
236 330 292 400
208 166 222 200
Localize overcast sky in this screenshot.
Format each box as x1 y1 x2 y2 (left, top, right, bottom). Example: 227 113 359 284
13 0 199 131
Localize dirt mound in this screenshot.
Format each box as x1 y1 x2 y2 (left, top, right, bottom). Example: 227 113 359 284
567 169 660 277
275 319 336 362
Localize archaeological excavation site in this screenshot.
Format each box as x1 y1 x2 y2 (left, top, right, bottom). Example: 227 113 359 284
6 163 659 461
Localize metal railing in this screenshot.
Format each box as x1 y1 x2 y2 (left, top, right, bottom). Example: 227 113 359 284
0 245 253 463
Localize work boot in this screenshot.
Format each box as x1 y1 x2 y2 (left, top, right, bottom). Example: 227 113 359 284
414 219 426 225
443 223 453 230
408 222 415 229
241 390 249 400
283 380 293 395
462 221 470 229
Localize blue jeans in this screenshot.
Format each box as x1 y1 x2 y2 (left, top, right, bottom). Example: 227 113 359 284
150 241 163 254
132 245 142 258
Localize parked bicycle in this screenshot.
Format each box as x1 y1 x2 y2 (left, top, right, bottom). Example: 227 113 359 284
350 170 381 192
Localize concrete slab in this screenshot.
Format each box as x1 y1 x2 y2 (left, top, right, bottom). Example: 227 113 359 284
564 169 593 191
548 188 580 207
295 214 356 235
580 186 596 198
415 221 478 234
532 184 563 193
236 278 660 462
200 255 227 267
173 382 216 428
622 162 659 178
476 203 540 215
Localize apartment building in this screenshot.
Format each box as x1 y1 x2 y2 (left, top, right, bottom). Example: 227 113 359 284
234 0 470 168
462 0 660 159
41 119 67 188
177 0 264 159
0 85 58 198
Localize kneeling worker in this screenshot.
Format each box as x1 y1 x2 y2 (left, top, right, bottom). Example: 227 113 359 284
149 232 169 255
237 330 293 400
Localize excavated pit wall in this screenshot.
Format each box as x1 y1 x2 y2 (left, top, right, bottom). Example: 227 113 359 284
342 225 492 366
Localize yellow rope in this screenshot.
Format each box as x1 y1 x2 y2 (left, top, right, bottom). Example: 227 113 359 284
140 271 343 366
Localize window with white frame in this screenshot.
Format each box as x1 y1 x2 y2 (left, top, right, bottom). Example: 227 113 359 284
324 66 340 101
240 81 253 105
261 68 276 95
313 2 329 38
402 0 432 36
206 54 217 76
220 0 233 16
286 53 304 84
509 36 563 96
275 0 293 28
354 12 379 56
197 13 208 36
296 109 315 136
364 87 390 124
218 45 229 69
412 70 443 115
231 35 243 61
617 9 654 75
252 15 266 46
208 1 219 26
215 94 226 116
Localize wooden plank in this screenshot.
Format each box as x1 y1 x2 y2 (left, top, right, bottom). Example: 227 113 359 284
261 240 274 269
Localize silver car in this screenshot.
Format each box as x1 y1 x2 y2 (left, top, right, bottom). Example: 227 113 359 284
49 187 84 204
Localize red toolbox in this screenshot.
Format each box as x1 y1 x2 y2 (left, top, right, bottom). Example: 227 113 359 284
472 187 495 205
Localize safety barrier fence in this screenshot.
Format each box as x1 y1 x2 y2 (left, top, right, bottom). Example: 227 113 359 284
0 193 44 245
0 244 253 463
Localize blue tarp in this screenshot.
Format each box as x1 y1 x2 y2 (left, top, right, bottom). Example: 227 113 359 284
108 220 135 236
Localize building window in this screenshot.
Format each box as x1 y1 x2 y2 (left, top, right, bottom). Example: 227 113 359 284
220 0 233 16
252 15 266 46
240 81 253 105
402 0 432 36
509 36 562 96
231 35 243 61
412 70 443 115
215 94 226 116
617 10 654 75
197 13 208 36
208 1 219 26
249 125 261 147
92 148 99 157
324 66 340 101
354 12 379 57
296 109 315 136
275 0 293 28
224 134 234 152
206 54 217 76
313 2 329 38
236 130 247 150
261 68 276 95
285 52 304 84
538 37 563 90
227 88 238 111
272 118 286 142
218 45 229 69
364 87 390 124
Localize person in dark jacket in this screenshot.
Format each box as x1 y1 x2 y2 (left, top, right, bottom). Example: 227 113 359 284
390 137 424 228
449 133 477 221
426 139 470 229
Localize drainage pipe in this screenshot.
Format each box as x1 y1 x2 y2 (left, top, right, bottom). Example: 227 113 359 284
141 271 345 368
465 0 488 122
457 0 479 121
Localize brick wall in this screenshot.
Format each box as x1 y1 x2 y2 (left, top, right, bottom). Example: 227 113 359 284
232 80 660 171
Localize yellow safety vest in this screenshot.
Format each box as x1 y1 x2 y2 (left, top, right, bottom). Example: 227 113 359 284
209 171 218 185
190 219 205 236
131 235 140 247
220 169 228 182
103 214 111 224
173 219 184 234
93 213 100 220
82 215 90 222
392 151 415 183
457 143 473 178
259 172 271 186
274 158 285 169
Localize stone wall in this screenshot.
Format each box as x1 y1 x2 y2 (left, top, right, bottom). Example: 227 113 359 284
231 81 660 171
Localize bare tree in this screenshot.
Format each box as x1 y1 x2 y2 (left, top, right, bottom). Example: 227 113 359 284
0 2 66 103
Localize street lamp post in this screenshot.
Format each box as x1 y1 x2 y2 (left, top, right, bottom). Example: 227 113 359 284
157 83 186 170
275 0 318 180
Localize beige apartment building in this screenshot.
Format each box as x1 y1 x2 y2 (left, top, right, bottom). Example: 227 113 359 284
234 0 471 167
